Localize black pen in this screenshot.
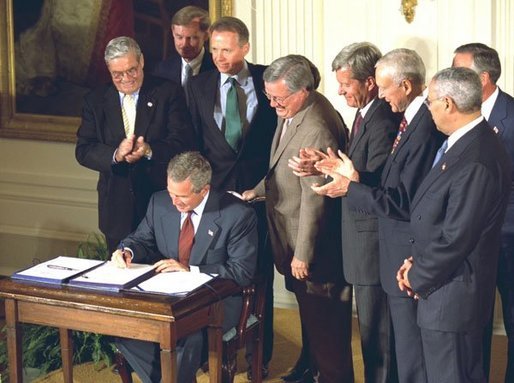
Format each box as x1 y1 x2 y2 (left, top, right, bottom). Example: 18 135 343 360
47 264 76 271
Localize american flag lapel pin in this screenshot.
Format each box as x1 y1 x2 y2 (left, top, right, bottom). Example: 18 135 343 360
208 229 214 236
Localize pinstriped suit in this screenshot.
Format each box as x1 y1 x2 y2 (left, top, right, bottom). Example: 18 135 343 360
254 91 354 383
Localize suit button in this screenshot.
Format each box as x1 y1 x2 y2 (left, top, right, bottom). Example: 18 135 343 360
409 238 415 244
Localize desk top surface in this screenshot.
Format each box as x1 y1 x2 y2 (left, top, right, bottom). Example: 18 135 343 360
0 276 240 320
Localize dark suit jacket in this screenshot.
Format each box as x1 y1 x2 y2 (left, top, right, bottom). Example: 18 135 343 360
347 103 445 295
187 63 277 192
489 89 514 238
75 75 196 240
123 189 258 325
152 51 215 84
342 98 402 285
408 121 511 332
254 91 347 288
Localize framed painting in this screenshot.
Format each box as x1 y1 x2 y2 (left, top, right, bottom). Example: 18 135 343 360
0 0 232 142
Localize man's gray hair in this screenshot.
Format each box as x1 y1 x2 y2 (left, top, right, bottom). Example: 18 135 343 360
431 67 482 114
263 54 318 93
210 17 249 45
171 5 210 32
376 48 425 86
104 36 142 64
332 42 382 81
167 152 212 193
454 43 501 84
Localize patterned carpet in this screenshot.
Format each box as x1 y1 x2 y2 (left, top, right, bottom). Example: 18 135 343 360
33 308 507 383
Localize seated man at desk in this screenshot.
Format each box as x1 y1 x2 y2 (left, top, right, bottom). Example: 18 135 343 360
111 151 258 383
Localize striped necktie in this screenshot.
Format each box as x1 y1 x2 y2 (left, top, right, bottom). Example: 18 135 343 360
121 94 136 137
391 116 408 153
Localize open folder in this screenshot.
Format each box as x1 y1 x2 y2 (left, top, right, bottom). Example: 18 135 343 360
68 261 156 291
12 256 104 284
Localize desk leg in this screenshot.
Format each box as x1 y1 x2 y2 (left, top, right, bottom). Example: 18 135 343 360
207 302 224 383
5 299 22 383
160 325 177 383
160 348 177 383
59 328 73 383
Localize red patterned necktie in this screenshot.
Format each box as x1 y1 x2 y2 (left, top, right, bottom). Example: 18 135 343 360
391 117 408 153
350 111 363 144
178 211 194 266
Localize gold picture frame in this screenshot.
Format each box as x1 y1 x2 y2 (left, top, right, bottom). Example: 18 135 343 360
0 0 232 142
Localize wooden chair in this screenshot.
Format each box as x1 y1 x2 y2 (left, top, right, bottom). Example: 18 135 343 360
114 275 267 383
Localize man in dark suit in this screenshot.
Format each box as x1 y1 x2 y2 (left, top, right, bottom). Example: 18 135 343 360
330 42 400 383
76 36 195 255
453 42 514 383
313 49 444 383
243 55 353 383
112 151 258 383
187 17 277 379
153 6 215 101
397 67 511 383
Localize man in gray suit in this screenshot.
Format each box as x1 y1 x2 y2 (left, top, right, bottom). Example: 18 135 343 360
328 42 400 383
112 151 258 383
243 55 353 383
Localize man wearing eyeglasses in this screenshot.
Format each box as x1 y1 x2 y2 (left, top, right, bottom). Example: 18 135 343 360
76 36 195 255
243 55 353 383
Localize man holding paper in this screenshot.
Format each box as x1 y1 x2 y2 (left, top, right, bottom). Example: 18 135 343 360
112 151 258 383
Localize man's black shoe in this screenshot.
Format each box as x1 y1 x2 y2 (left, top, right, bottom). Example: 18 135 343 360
247 365 269 381
281 368 314 382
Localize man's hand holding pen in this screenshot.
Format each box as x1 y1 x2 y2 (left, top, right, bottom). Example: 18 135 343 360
111 243 132 268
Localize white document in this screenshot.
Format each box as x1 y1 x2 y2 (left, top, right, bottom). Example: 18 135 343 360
13 256 104 283
69 261 156 290
135 272 214 295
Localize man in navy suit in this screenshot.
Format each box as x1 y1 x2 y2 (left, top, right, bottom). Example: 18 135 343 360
187 17 277 379
453 43 514 383
312 49 444 383
76 36 195 255
153 6 215 102
397 67 511 383
112 151 258 383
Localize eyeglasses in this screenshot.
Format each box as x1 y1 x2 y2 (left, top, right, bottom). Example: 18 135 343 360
262 90 296 104
110 65 140 81
424 97 445 107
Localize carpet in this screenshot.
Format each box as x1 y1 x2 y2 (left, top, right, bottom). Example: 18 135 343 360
33 307 507 383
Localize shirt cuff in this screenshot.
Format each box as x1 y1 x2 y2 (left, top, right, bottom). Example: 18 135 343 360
189 265 200 273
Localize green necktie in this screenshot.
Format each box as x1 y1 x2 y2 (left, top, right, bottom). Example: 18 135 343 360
225 77 242 151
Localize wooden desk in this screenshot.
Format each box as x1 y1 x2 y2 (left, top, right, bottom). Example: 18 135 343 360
0 276 240 383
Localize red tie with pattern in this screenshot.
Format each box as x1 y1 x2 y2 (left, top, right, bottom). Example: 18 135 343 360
391 116 408 153
178 211 194 266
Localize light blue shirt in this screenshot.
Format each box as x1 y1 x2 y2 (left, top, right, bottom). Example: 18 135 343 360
214 61 258 134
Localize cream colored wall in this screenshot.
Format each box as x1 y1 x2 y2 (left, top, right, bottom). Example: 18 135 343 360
0 0 512 322
232 0 514 326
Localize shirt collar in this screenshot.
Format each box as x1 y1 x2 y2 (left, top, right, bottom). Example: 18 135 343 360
359 98 375 118
220 61 250 87
481 86 499 121
447 115 484 151
404 88 428 124
182 47 205 75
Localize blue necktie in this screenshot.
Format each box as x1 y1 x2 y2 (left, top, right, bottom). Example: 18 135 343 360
432 139 448 168
225 77 242 151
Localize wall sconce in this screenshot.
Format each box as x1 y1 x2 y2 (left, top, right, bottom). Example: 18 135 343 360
401 0 418 23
